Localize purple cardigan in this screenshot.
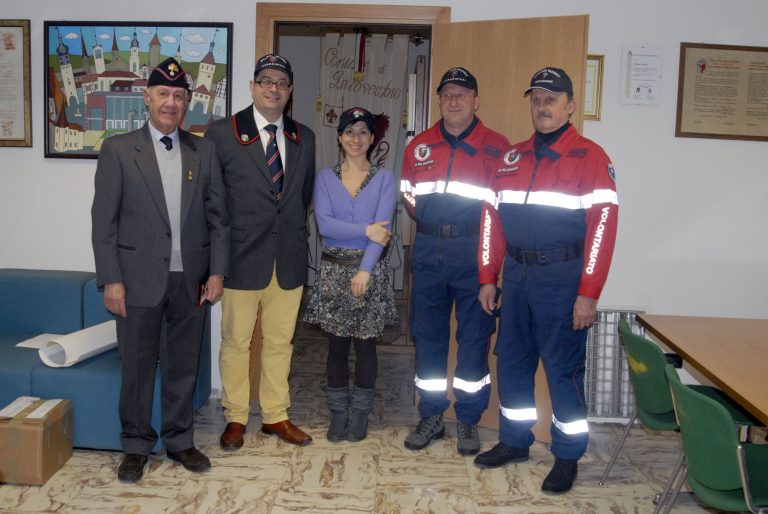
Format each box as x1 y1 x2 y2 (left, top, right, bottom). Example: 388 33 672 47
313 166 396 273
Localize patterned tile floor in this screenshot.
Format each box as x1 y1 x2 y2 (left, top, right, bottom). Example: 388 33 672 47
0 322 718 513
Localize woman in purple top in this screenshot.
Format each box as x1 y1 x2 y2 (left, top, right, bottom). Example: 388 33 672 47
303 107 397 443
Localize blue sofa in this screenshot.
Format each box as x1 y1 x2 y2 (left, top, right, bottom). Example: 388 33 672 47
0 269 211 452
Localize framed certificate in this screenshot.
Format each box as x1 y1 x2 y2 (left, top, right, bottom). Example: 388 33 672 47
584 54 604 120
0 20 32 147
676 42 768 141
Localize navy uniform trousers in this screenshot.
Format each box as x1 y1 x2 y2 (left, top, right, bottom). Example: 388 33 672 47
410 257 495 425
495 259 590 461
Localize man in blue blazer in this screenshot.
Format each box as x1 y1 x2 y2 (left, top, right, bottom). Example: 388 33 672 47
206 54 316 448
91 57 229 482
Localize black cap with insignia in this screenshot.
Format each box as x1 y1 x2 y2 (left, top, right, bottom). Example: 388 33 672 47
524 66 573 96
254 53 293 82
147 57 190 90
437 66 478 94
337 107 375 135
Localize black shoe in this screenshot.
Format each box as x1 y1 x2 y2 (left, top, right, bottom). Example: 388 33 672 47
473 442 529 468
541 458 578 493
117 453 148 483
166 447 211 473
404 414 445 450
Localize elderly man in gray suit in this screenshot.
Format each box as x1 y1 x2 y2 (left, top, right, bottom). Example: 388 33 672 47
206 54 316 448
91 57 229 483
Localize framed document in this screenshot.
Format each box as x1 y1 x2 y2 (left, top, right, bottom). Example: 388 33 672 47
584 54 604 120
676 42 768 141
44 21 233 158
0 20 32 147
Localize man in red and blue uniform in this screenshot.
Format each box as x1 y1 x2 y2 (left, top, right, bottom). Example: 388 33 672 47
401 67 509 455
474 67 619 493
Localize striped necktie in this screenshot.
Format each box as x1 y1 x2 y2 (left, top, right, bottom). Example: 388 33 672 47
160 135 173 151
264 124 284 199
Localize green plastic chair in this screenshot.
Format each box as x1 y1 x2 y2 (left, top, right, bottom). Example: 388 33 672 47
666 365 768 513
600 319 756 513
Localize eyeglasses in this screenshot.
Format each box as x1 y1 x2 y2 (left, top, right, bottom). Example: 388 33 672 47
254 78 292 90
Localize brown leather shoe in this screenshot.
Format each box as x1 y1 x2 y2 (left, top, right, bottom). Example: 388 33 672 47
261 420 313 445
220 422 246 450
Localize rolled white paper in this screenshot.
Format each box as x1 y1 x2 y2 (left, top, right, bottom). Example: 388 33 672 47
38 320 117 367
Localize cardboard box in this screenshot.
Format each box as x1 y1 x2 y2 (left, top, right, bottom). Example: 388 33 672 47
0 397 73 485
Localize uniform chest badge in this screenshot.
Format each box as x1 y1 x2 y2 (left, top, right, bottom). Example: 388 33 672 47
240 134 250 143
503 149 521 166
498 148 521 173
414 143 431 162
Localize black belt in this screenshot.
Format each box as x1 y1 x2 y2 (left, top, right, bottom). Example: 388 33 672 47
321 253 363 266
507 243 582 265
417 222 478 238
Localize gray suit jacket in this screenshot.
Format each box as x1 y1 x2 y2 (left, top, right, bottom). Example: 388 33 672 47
91 124 229 307
205 107 315 290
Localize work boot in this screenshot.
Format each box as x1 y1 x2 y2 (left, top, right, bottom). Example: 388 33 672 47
404 414 445 450
473 441 530 468
456 421 481 455
346 385 375 442
324 385 349 443
541 457 578 493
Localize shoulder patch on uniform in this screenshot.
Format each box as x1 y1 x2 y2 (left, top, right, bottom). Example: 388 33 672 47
607 163 616 181
567 148 587 158
483 145 501 157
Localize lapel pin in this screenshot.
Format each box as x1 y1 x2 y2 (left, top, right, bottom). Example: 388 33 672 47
241 134 249 142
187 171 193 181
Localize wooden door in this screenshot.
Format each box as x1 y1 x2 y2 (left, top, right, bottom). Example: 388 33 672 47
431 15 589 442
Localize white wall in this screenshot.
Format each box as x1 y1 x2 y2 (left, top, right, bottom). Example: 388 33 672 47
3 0 767 393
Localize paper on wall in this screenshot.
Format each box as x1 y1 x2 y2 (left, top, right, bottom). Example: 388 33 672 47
38 321 117 368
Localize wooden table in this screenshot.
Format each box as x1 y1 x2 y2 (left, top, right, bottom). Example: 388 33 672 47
636 314 768 426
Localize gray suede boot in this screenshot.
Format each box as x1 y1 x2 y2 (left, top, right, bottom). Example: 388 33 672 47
346 386 375 442
324 385 349 443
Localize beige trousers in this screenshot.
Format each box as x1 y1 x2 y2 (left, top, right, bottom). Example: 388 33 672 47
219 270 303 425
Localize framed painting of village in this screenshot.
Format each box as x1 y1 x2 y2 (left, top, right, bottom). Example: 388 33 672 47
44 21 232 158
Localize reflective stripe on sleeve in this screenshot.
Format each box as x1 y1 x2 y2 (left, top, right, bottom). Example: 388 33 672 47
552 414 589 435
453 374 491 393
500 406 538 421
591 188 619 206
414 376 448 392
497 189 618 209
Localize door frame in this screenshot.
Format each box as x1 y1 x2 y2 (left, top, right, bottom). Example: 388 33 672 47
250 3 450 402
255 3 450 50
256 4 449 128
